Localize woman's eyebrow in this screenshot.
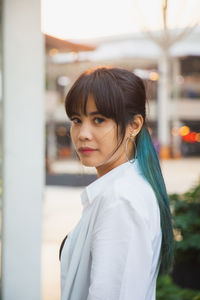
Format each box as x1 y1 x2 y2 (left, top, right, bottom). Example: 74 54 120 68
70 112 80 117
88 111 100 116
70 111 101 117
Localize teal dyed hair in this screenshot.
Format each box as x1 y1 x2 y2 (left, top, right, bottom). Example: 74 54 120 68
65 66 175 274
137 124 175 274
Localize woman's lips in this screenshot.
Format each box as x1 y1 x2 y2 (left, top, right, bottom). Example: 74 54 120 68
78 147 97 154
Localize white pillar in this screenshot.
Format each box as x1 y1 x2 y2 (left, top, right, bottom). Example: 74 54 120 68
157 49 171 158
171 58 182 158
171 57 181 122
2 0 44 299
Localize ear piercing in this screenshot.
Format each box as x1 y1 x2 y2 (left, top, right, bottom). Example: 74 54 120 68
130 132 135 137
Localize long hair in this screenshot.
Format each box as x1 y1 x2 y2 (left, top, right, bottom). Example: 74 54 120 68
65 66 174 274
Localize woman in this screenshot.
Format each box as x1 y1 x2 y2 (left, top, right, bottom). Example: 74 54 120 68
60 66 174 300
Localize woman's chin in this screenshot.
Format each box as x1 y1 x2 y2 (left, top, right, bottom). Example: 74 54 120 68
80 159 97 167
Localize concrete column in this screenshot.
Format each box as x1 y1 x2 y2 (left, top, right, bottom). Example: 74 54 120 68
1 0 44 299
171 58 182 158
157 49 171 158
171 58 181 121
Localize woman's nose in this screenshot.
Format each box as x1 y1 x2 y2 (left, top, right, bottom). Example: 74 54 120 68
78 123 93 141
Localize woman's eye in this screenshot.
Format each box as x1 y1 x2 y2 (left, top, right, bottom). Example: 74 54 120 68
71 117 81 124
94 117 105 124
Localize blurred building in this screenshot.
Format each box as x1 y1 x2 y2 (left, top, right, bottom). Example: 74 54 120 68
44 30 200 162
44 34 96 170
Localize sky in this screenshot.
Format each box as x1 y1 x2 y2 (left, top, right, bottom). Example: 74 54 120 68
41 0 200 41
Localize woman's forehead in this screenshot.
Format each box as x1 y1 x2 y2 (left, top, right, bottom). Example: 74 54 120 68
85 95 98 113
73 94 99 116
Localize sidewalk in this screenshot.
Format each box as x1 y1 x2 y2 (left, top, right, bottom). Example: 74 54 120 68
50 157 200 194
42 157 200 300
49 158 96 174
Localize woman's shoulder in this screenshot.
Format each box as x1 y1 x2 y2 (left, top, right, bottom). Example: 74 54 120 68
102 167 156 204
99 172 160 233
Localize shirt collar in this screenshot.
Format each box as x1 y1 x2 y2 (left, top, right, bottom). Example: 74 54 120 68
81 159 141 209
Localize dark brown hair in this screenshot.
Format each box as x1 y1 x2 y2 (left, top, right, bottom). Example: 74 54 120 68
65 66 147 145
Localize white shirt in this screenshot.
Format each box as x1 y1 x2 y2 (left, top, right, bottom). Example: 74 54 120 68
60 159 162 300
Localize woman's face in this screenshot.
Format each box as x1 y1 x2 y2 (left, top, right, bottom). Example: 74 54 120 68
70 95 133 177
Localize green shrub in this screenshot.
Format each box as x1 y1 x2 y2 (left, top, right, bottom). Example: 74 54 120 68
169 181 200 265
156 180 200 298
156 275 200 300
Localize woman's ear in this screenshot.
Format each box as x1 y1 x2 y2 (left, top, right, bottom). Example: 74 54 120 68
129 114 144 136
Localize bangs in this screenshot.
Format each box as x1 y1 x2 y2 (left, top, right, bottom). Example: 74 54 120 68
65 68 125 125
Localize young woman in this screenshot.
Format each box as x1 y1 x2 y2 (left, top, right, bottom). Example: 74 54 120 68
60 67 174 300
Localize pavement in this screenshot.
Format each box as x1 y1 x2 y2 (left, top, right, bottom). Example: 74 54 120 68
42 156 200 300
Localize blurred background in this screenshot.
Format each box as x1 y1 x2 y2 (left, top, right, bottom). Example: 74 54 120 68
0 0 200 299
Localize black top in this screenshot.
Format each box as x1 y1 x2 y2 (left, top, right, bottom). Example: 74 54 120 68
59 234 68 261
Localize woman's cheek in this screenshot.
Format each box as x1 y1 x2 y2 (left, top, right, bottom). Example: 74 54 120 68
70 127 77 143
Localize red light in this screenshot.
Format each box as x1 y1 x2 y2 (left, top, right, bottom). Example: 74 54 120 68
182 132 197 143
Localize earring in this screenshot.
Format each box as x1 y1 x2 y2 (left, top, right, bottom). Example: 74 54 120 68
125 132 137 164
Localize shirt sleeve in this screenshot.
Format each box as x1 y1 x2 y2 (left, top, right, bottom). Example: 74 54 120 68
87 196 153 300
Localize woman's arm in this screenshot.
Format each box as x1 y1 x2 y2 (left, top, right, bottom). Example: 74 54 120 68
87 198 153 300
